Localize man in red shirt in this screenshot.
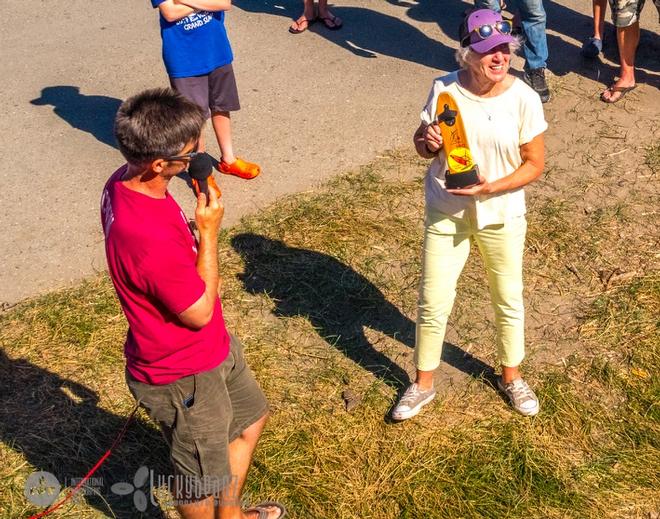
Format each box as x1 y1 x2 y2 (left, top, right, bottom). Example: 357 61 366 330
102 88 285 519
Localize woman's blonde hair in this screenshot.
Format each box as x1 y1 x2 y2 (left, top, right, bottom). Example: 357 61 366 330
454 36 522 68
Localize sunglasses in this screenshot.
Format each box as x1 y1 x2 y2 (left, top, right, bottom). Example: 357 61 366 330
470 20 513 39
163 142 200 162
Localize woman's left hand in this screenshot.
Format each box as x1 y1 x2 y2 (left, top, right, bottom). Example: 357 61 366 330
446 174 492 196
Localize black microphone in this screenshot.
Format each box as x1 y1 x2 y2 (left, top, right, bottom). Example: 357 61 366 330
188 152 214 198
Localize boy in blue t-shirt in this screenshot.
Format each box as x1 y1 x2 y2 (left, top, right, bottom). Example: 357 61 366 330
152 0 260 179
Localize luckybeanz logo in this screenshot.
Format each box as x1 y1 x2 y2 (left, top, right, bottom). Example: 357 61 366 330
24 467 242 512
110 465 150 511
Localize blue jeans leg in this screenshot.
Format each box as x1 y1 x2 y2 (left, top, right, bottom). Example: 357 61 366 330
474 0 502 11
510 0 548 69
473 0 548 69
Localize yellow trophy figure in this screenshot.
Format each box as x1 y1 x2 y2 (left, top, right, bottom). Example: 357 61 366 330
434 92 480 189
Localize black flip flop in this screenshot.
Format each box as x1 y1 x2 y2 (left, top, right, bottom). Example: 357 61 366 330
319 14 342 30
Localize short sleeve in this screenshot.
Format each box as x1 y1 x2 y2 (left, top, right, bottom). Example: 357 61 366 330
138 242 206 316
151 0 165 8
519 87 548 144
420 81 437 126
419 72 459 126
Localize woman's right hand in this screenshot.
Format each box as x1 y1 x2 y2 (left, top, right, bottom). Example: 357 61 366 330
414 122 443 158
424 123 443 153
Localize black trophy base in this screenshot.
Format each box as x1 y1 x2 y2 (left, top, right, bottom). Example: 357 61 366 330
445 166 480 190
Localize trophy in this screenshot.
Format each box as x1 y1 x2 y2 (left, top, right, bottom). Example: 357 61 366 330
434 92 480 189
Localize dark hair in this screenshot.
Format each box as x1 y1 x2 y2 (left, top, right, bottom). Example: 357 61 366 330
114 88 206 165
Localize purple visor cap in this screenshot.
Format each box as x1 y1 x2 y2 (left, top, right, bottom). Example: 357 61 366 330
463 9 514 53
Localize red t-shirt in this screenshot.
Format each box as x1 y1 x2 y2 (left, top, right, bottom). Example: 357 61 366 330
101 166 229 385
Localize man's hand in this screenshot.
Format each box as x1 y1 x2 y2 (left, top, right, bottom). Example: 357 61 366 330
446 174 492 196
195 186 223 238
178 188 222 329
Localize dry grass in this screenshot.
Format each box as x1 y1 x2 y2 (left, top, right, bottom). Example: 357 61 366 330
1 138 658 518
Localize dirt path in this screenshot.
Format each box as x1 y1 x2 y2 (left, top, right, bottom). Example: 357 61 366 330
0 0 658 307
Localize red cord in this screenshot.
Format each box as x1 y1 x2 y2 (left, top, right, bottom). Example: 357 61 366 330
28 404 140 519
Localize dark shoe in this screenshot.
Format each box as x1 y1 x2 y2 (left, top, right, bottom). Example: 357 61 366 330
523 68 550 103
581 37 602 58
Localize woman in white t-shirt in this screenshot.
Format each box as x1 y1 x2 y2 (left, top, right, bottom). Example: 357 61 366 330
392 8 547 420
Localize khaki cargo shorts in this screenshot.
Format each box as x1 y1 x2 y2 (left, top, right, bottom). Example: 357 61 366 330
608 0 660 27
126 335 269 498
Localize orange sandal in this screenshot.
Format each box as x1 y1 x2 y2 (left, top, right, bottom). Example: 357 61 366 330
218 157 261 179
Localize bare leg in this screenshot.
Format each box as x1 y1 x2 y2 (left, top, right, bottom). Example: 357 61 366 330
602 22 639 101
501 365 521 383
197 126 207 153
211 111 235 164
419 366 522 386
212 111 261 177
615 22 639 85
415 370 434 391
592 0 607 39
175 414 278 519
582 0 607 57
290 0 315 32
175 485 215 519
217 414 281 519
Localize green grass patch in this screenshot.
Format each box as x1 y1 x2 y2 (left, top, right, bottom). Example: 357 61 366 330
1 149 658 518
645 143 660 174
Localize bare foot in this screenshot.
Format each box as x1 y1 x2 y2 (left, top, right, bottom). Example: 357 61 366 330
600 79 636 103
289 14 315 34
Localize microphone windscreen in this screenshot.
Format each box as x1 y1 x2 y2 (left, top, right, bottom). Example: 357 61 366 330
188 152 213 180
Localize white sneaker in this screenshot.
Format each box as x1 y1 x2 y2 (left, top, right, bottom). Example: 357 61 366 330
391 383 436 421
497 377 539 416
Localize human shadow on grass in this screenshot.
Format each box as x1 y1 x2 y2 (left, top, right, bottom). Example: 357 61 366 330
30 86 121 149
233 0 456 70
232 233 414 389
232 234 499 394
0 349 170 518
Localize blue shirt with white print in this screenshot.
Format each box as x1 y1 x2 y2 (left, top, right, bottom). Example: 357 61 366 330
152 0 233 78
